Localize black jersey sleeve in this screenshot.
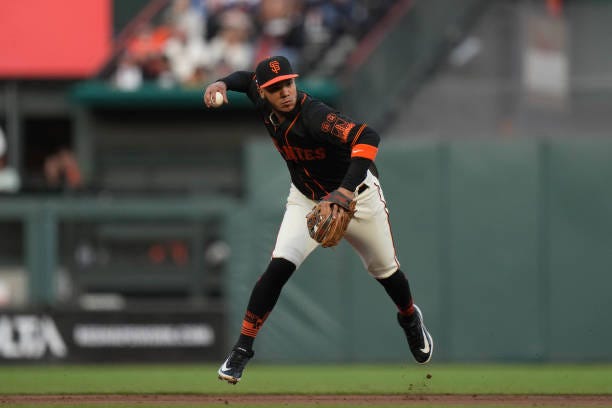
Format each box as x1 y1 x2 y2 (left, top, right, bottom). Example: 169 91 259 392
303 98 380 151
217 71 259 103
303 98 381 191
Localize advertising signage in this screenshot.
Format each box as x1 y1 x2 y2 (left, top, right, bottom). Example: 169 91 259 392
0 309 225 362
0 0 111 78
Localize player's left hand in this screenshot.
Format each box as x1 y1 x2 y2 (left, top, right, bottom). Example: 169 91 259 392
318 187 354 220
306 188 356 248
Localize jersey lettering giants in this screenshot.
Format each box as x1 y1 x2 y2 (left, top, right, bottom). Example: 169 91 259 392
254 90 378 200
279 146 326 161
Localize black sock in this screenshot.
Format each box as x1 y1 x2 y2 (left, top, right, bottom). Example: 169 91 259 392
235 257 296 350
376 269 415 316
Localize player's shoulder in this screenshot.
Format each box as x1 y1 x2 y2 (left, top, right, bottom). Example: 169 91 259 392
300 92 337 121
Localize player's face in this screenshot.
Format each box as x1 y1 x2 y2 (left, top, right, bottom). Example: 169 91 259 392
261 79 297 113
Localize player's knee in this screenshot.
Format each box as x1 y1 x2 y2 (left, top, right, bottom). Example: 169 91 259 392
267 257 296 274
367 263 398 279
259 257 296 287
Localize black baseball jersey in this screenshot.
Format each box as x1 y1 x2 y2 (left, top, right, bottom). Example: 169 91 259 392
221 71 380 200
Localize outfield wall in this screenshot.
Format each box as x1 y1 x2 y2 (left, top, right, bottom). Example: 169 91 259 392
0 138 611 363
227 138 612 363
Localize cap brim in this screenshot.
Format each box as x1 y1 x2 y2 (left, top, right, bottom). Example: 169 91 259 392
260 74 299 88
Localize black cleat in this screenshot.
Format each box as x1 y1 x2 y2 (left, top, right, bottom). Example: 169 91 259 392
397 305 433 364
217 347 254 384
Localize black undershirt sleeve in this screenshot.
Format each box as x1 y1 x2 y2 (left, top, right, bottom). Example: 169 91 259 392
340 157 372 192
339 125 380 192
217 71 254 92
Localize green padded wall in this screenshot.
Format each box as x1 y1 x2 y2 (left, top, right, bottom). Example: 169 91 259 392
226 138 612 363
546 139 612 361
446 140 542 361
8 138 611 362
374 140 445 360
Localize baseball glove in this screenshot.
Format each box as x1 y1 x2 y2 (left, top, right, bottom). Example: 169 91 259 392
306 190 356 248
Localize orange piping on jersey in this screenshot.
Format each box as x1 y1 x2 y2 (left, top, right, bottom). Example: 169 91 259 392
351 124 367 147
351 143 378 160
303 182 316 200
283 112 301 148
303 167 329 196
282 96 306 147
271 138 283 154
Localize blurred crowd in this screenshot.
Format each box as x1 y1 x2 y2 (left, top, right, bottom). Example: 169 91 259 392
112 0 393 90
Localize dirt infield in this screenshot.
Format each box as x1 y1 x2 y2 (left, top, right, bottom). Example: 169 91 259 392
1 394 611 406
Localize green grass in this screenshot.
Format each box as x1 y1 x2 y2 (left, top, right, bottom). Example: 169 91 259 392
0 363 611 395
1 364 611 407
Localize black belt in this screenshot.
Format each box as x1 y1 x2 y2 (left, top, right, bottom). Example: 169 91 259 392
357 184 369 195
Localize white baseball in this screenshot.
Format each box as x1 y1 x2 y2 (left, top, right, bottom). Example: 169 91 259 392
211 91 224 108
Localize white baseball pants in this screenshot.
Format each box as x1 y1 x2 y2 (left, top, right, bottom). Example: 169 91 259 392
272 170 400 278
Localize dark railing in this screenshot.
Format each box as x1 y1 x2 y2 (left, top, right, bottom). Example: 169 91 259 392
341 0 488 130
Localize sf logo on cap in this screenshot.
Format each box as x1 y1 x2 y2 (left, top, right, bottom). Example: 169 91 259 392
269 60 281 73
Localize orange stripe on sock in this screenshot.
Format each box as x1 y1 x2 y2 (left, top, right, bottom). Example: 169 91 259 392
240 327 258 337
240 311 268 338
398 303 415 316
240 323 259 337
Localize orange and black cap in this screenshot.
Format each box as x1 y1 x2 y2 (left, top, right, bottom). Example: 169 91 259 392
255 56 299 89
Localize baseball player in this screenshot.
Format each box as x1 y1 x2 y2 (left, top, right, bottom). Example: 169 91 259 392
204 56 433 384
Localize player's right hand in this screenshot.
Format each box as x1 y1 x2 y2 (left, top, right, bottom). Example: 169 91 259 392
203 81 228 108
